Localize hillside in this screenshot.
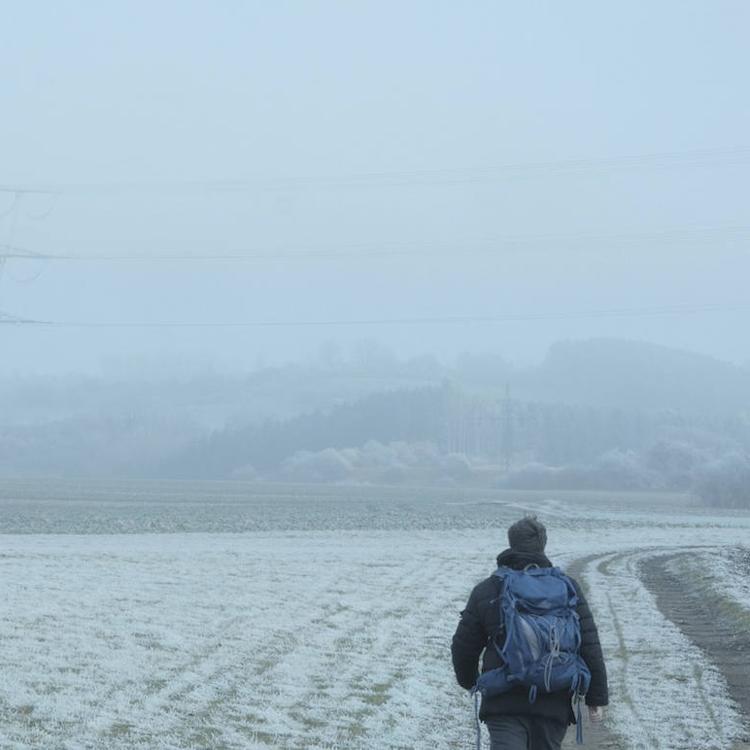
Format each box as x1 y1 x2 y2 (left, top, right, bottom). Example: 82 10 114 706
516 338 750 414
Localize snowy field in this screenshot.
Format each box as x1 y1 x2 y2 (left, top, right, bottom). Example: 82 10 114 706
0 480 749 750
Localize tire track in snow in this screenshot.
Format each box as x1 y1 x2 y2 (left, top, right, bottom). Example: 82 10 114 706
639 551 750 745
572 547 744 750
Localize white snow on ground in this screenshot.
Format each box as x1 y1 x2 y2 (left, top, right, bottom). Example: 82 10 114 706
0 489 749 749
0 531 487 750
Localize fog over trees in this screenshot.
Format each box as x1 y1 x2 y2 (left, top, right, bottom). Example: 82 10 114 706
2 338 748 506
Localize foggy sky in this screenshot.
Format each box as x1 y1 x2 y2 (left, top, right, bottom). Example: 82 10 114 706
1 1 749 375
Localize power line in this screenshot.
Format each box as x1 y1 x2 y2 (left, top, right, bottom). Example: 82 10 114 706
2 303 747 329
2 225 749 262
2 145 749 195
0 187 58 196
0 310 45 325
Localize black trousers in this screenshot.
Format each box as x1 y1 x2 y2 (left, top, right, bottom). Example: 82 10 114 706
486 715 567 750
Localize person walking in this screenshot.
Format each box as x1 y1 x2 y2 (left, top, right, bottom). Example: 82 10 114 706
451 516 608 750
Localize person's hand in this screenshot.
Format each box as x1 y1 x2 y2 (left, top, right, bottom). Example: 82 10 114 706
588 706 604 723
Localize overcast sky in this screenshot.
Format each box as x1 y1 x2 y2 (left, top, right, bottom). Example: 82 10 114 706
1 1 749 375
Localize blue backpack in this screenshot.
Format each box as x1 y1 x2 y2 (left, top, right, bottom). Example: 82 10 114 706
471 565 591 745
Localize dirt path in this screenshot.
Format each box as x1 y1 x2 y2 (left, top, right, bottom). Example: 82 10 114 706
561 555 623 750
639 551 750 747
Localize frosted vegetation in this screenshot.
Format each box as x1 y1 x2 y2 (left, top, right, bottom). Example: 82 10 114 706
0 481 748 749
675 547 750 613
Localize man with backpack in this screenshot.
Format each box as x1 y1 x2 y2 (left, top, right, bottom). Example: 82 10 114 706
451 516 608 749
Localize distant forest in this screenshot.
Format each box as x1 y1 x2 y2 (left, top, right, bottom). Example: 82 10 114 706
2 339 750 505
162 383 749 486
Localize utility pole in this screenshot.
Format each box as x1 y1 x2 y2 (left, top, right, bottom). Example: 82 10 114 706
503 382 513 474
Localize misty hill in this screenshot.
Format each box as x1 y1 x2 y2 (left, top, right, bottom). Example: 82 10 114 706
0 363 442 431
3 340 746 434
3 338 749 479
517 339 750 414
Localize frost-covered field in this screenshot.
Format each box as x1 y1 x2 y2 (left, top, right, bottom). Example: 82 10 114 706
0 480 749 750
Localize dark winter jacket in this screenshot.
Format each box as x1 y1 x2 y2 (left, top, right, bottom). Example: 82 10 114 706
451 549 609 725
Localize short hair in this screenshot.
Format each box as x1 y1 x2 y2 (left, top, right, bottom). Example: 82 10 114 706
507 515 548 553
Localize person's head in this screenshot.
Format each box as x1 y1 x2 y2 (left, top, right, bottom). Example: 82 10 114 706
507 515 547 554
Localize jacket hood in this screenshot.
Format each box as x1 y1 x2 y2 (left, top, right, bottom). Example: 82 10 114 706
496 548 553 570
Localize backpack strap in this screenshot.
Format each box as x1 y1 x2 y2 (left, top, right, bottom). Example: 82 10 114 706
473 690 482 750
490 568 510 657
574 692 584 744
